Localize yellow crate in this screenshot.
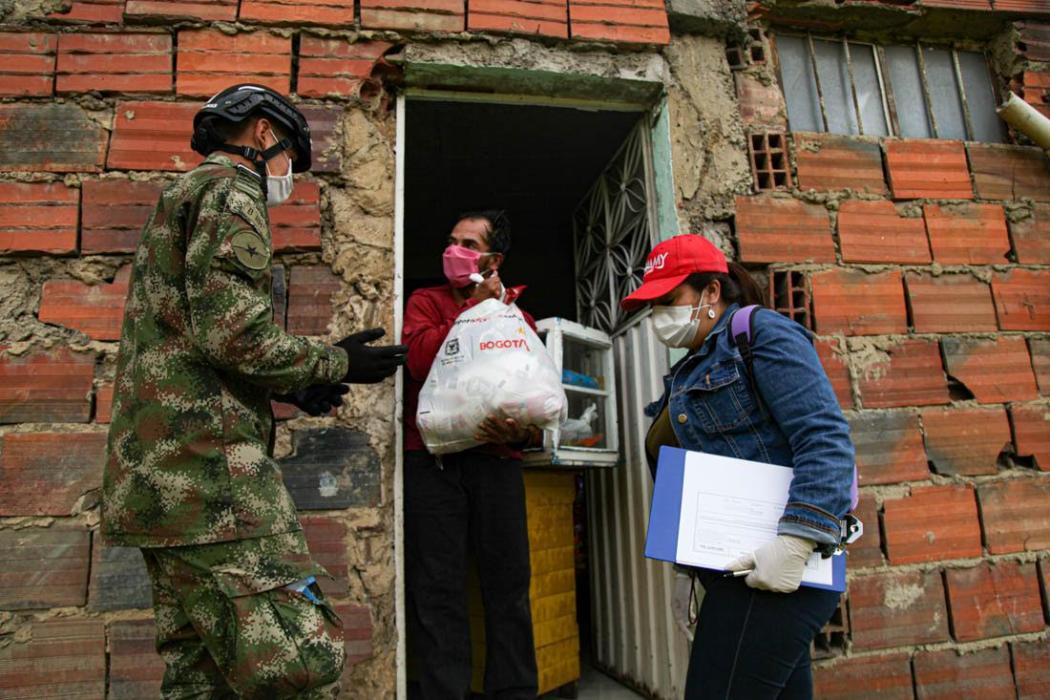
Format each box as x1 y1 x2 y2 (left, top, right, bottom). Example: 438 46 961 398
468 471 581 696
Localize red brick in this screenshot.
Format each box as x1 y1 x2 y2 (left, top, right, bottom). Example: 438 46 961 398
883 485 981 564
56 33 172 95
1031 338 1050 395
913 646 1014 700
96 381 115 423
0 346 95 424
734 72 787 129
360 0 465 32
89 545 151 611
1014 639 1050 700
1010 203 1050 264
0 432 107 516
837 200 929 264
0 181 79 254
978 477 1050 554
849 493 883 568
334 602 375 666
48 0 125 23
0 528 91 609
298 38 392 99
287 265 342 335
992 269 1050 331
857 340 949 409
177 30 291 98
921 407 1010 477
812 652 913 700
905 273 997 333
0 620 105 697
470 0 570 38
240 0 356 26
271 180 322 252
0 33 57 97
967 142 1050 202
848 569 950 650
815 337 853 409
125 0 237 20
568 0 669 44
849 411 928 486
942 336 1038 404
0 103 108 173
811 269 906 335
81 179 164 253
886 140 973 200
923 203 1010 265
945 561 1044 642
793 133 887 195
735 195 834 263
108 620 165 699
107 101 200 172
38 266 130 341
301 515 348 597
299 105 343 174
1012 404 1050 471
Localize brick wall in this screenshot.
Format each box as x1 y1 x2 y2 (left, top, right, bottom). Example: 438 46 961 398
732 4 1050 697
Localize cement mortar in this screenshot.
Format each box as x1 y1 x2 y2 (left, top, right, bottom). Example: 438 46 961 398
665 35 752 221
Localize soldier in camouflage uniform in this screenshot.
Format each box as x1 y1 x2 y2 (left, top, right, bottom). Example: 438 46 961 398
102 84 407 699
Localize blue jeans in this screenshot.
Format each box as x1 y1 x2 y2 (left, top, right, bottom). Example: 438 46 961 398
684 571 841 699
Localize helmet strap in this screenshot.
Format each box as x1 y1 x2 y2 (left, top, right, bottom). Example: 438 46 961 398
213 137 292 199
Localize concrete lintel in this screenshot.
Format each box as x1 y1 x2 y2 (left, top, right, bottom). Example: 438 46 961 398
402 39 669 107
666 0 748 41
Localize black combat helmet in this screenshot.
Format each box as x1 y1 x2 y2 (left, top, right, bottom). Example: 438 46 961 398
190 84 312 173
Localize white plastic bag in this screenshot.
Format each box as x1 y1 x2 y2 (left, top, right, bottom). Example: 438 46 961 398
416 298 567 455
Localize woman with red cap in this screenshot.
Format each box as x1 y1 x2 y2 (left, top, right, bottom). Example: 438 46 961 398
622 234 856 699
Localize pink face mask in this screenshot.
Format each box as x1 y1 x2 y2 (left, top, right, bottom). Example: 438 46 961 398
442 245 484 288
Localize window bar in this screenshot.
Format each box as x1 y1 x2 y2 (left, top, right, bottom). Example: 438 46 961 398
842 39 865 135
951 48 976 141
915 43 940 138
806 34 831 132
875 45 900 137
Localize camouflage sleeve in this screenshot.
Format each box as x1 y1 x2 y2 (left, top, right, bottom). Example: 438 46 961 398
184 179 348 394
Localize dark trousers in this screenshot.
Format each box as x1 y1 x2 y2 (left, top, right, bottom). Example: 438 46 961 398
684 571 841 699
404 450 538 700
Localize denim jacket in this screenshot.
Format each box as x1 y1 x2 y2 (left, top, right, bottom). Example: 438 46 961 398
645 303 855 547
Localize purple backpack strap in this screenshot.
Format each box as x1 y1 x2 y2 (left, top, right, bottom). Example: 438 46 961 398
729 305 860 512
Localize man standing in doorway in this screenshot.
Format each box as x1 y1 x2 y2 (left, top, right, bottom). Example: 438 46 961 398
102 84 407 698
403 210 542 699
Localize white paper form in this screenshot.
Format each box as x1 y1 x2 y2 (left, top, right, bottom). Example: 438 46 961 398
674 449 833 587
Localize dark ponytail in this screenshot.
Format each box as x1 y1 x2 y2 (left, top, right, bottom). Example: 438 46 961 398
683 262 767 307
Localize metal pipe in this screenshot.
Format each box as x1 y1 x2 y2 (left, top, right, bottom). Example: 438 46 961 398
998 92 1050 152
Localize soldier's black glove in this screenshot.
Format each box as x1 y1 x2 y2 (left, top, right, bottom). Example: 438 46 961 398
274 383 349 416
336 328 408 384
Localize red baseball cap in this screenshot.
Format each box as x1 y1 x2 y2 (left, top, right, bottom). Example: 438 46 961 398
620 234 729 311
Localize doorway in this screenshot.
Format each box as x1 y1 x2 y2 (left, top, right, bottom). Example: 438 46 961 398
394 91 687 699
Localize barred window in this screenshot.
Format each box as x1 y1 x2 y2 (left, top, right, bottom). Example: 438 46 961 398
776 34 1006 143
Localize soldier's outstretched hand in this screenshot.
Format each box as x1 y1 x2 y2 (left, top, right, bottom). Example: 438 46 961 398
336 328 408 384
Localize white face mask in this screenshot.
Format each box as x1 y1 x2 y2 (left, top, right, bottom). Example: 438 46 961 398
265 130 294 206
652 298 712 348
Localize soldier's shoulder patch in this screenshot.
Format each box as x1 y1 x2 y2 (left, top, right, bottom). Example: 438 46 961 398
230 229 270 271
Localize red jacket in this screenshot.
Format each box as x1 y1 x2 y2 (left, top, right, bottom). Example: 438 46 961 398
402 284 535 457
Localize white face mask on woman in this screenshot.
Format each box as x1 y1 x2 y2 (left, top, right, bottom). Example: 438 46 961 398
265 130 294 206
651 297 712 348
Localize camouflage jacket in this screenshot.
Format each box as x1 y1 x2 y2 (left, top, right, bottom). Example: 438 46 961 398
103 153 348 547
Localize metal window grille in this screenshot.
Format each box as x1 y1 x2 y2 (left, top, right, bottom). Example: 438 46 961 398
749 132 792 191
776 33 1006 143
769 270 811 329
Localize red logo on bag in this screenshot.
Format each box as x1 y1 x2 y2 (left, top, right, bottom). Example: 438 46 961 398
479 339 530 352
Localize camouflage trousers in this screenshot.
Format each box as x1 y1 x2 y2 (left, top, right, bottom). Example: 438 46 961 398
141 531 345 699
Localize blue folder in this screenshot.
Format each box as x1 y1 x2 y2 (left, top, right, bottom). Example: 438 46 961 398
645 446 847 593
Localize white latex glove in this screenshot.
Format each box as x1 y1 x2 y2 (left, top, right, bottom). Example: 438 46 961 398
724 535 816 593
670 571 696 642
